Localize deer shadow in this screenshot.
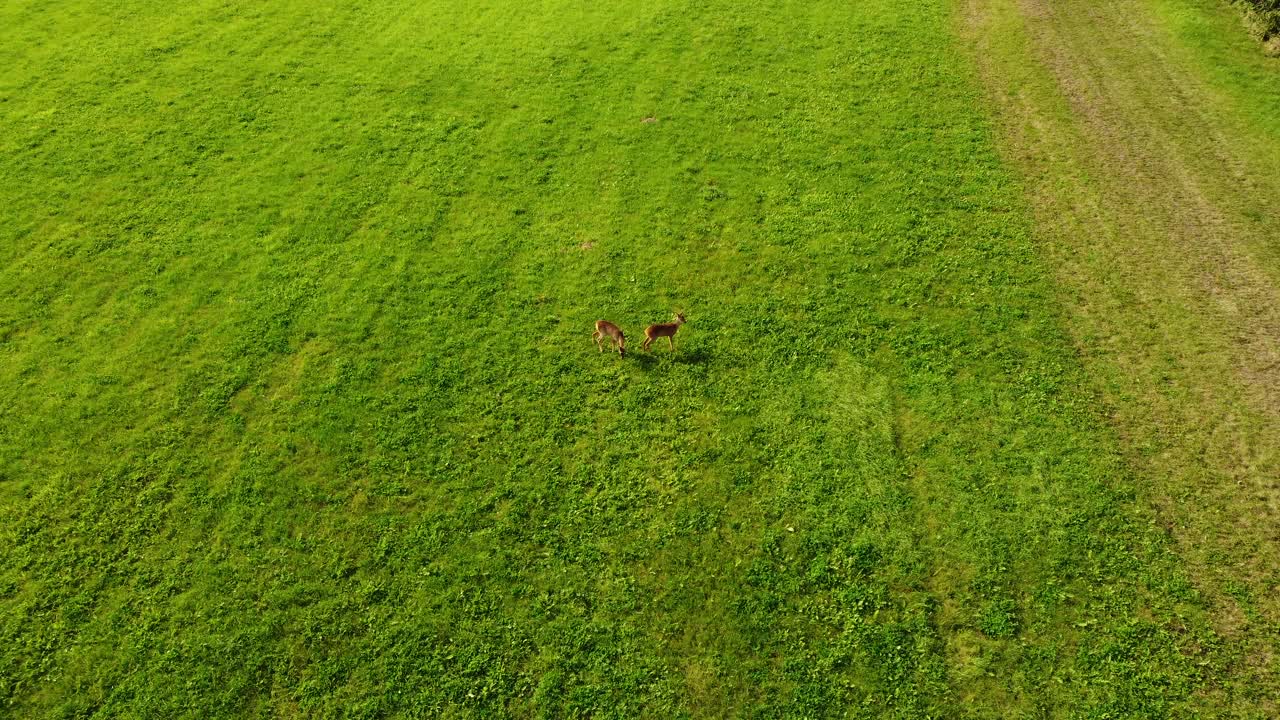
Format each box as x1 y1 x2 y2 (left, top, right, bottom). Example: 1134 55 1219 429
630 347 709 368
672 347 709 365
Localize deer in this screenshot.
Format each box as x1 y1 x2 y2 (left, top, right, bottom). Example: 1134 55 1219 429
643 312 686 352
593 319 626 357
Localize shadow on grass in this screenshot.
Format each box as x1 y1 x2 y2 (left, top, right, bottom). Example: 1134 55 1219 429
630 347 709 368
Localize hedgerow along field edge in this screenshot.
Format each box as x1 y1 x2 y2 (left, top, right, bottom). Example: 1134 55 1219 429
0 0 1260 716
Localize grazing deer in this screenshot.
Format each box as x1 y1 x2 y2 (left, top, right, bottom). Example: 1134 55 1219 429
593 320 626 357
643 312 686 352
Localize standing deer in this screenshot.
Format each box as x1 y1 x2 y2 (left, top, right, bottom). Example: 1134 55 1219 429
593 320 626 357
643 312 686 352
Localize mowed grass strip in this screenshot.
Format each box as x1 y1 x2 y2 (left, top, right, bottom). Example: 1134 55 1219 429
960 0 1280 712
0 0 1233 716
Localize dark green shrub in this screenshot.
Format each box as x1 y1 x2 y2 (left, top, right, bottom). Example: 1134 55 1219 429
1234 0 1280 40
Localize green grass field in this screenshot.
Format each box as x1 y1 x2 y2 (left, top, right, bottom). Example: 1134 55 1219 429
2 0 1277 716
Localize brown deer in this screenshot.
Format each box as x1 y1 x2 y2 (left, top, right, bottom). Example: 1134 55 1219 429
643 312 686 352
593 320 626 357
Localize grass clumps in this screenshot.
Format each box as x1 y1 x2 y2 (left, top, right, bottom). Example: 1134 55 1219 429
1233 0 1280 47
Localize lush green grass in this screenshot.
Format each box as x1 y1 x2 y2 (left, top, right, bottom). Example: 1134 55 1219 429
0 0 1249 716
